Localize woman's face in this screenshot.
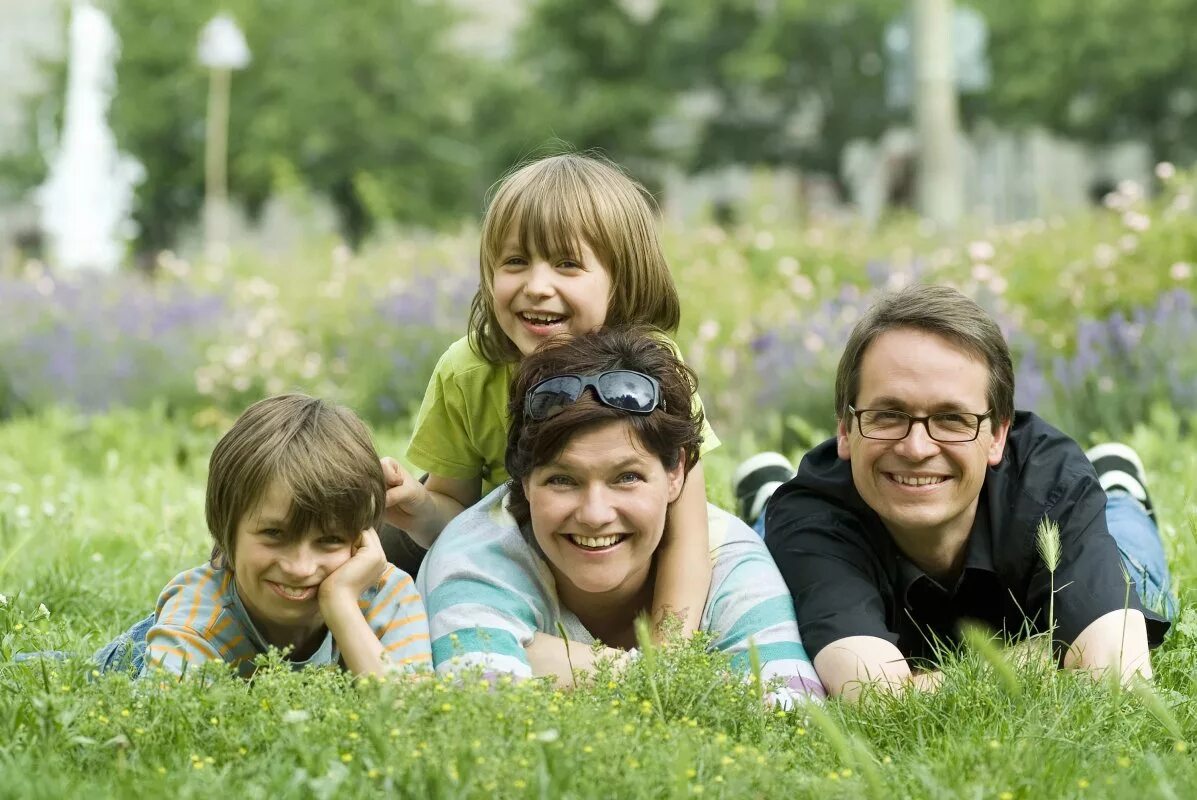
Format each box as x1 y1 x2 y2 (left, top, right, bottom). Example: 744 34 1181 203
523 420 685 601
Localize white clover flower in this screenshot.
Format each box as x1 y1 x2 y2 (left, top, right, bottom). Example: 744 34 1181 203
1122 211 1151 232
38 603 50 617
1155 162 1176 181
968 240 995 262
1171 262 1193 281
0 594 7 606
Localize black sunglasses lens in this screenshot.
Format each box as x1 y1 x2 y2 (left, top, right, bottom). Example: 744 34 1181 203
596 372 655 413
528 376 583 419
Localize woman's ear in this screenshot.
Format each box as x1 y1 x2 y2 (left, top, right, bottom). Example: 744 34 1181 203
666 450 686 503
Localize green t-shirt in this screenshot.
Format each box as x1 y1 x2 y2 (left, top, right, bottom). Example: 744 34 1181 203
406 336 721 494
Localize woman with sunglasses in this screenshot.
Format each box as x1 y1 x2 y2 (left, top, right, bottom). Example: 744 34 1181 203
416 325 824 704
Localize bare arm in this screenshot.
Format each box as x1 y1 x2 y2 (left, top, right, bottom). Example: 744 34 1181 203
524 632 627 688
380 457 480 548
812 635 941 700
1063 609 1152 684
319 528 394 677
650 461 711 640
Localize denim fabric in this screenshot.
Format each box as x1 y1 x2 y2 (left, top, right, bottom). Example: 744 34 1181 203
752 511 767 539
93 613 154 675
1105 492 1178 621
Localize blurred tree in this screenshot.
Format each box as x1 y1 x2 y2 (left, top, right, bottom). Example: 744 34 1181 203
106 0 490 250
975 0 1197 164
518 0 897 182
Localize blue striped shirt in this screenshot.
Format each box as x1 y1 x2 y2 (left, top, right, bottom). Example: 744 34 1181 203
418 486 824 702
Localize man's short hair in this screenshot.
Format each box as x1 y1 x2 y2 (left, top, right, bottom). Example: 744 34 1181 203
504 325 703 527
205 394 384 569
834 284 1015 425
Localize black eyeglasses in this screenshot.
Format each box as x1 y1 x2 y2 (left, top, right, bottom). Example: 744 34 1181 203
847 405 994 443
524 370 663 420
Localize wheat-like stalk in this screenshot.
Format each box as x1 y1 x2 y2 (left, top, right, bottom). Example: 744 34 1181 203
1036 516 1062 637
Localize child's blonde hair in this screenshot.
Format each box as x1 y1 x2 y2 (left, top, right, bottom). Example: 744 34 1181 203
468 152 681 363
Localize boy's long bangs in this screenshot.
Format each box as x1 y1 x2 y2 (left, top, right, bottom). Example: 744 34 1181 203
275 418 385 541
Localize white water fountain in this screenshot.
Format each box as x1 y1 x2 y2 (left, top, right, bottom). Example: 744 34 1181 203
37 1 143 272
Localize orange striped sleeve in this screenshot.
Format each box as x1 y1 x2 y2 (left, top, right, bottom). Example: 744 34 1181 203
377 613 427 636
383 632 430 653
183 569 217 629
365 574 415 623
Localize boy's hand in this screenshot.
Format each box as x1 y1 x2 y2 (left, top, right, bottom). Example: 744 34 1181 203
380 457 429 530
319 527 387 608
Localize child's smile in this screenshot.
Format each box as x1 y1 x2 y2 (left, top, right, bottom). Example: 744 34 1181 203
492 232 612 356
231 479 355 653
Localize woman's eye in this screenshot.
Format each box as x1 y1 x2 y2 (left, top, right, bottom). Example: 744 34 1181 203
260 528 284 540
545 474 575 487
615 472 643 484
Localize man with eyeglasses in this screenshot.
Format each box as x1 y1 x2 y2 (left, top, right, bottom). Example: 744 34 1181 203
754 284 1173 698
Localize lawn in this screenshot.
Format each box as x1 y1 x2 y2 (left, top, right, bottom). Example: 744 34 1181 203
2 172 1196 797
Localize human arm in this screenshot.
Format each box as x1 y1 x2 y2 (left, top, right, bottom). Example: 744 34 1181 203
139 567 235 676
417 492 546 680
811 635 941 699
705 517 825 703
380 457 480 548
524 632 631 688
319 527 424 677
1063 609 1152 684
650 460 712 639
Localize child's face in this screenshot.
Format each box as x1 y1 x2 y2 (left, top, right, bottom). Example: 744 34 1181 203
492 229 612 357
231 478 356 650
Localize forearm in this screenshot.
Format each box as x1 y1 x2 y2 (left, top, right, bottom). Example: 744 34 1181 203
322 594 390 677
525 632 624 688
651 463 711 639
813 635 930 700
401 490 467 548
1064 609 1153 685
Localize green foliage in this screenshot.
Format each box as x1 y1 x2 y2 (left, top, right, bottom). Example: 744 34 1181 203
975 0 1197 162
104 0 491 250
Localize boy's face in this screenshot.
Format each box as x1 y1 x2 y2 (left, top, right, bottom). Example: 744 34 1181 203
231 478 355 650
492 226 612 356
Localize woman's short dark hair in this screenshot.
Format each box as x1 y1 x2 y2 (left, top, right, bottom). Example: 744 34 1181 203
505 325 704 527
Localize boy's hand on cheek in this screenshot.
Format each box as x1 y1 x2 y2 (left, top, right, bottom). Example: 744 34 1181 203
380 457 430 529
319 527 387 609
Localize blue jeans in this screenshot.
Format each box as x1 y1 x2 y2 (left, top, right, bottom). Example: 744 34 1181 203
1106 492 1178 621
753 491 1177 622
92 613 154 675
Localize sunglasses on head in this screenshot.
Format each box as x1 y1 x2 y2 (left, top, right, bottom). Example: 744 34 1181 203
524 370 664 421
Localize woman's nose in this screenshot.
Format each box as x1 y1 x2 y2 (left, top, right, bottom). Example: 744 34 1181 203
574 484 618 528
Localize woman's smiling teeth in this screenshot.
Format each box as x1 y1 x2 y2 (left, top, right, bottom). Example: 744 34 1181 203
568 533 626 550
889 474 948 486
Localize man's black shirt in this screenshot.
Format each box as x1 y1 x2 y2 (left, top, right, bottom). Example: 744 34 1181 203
765 412 1169 664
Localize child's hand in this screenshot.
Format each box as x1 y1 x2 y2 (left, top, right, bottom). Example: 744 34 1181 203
380 457 429 530
319 527 387 608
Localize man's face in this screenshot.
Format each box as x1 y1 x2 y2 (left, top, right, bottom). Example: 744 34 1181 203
837 328 1010 545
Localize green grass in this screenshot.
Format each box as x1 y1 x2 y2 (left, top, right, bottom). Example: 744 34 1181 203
0 407 1193 798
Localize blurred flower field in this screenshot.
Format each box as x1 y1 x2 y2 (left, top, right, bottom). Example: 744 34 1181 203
4 170 1195 455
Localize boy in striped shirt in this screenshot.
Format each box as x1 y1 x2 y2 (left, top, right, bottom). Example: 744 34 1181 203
100 394 431 678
